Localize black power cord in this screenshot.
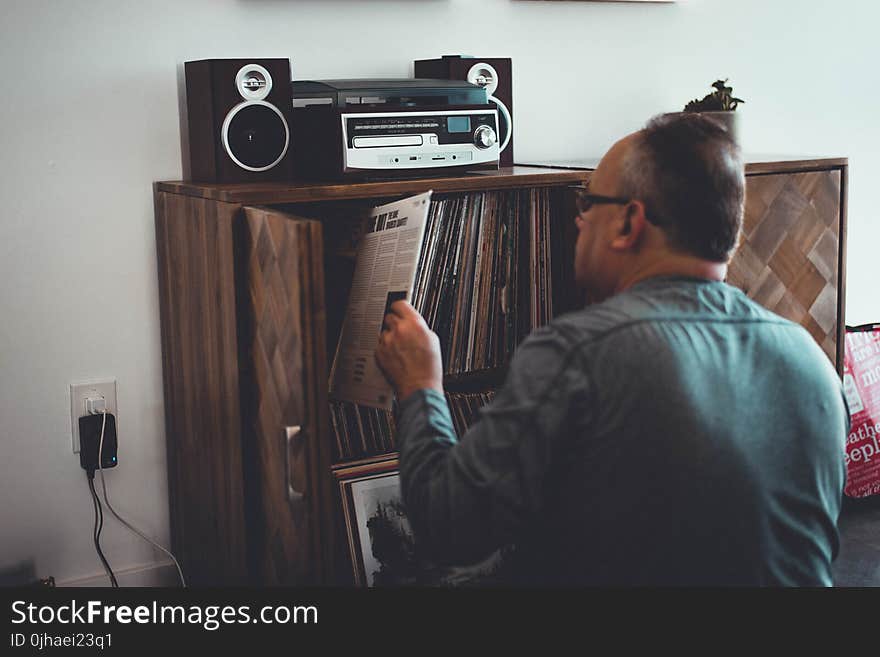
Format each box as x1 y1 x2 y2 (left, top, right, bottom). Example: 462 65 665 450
79 409 186 587
87 471 118 588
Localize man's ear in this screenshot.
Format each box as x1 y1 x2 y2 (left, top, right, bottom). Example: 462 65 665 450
610 200 648 251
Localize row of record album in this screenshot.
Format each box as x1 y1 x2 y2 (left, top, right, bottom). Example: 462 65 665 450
329 186 563 463
330 390 497 463
411 187 560 374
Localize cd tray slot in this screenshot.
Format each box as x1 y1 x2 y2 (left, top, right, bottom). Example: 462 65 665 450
353 135 423 148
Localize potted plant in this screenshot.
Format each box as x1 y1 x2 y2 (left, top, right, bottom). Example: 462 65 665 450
682 79 744 143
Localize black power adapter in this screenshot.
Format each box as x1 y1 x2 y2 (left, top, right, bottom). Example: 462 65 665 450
79 413 118 474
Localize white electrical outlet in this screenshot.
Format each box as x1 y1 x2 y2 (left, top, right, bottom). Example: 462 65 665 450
70 379 118 454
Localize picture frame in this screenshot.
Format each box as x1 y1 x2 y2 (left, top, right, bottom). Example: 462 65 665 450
334 456 512 586
335 456 406 587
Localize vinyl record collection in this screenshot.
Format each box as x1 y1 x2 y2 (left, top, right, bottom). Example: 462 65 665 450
411 188 560 375
330 390 496 462
329 186 562 463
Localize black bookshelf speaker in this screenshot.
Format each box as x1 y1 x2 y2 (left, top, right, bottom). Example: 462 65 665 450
414 55 514 167
182 58 293 183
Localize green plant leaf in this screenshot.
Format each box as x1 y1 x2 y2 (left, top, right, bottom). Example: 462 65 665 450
685 80 744 111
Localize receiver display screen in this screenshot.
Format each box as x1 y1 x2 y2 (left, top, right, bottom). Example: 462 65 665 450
447 116 471 133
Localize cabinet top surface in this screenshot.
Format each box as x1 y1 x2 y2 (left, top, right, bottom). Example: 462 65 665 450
155 166 591 204
156 156 848 205
520 155 848 175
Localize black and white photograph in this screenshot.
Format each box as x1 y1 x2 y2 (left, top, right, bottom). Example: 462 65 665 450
337 460 510 587
348 471 413 587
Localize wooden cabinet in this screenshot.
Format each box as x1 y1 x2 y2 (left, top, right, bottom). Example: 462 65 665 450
729 160 847 371
154 157 847 585
525 156 849 372
154 167 588 585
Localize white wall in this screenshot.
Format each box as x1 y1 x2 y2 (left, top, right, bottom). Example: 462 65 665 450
1 0 878 585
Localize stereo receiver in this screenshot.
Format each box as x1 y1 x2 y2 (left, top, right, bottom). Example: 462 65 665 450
290 79 500 180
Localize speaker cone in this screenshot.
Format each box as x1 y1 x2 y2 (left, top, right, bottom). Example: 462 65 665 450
221 101 290 172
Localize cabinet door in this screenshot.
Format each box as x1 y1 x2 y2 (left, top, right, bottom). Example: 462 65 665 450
727 169 843 370
238 207 336 584
155 191 249 585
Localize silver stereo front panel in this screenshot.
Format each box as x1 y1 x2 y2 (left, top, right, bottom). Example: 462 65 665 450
341 108 500 172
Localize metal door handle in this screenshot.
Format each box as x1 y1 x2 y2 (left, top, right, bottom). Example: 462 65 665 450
285 425 307 503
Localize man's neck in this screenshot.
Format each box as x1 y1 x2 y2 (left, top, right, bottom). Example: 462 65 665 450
614 253 728 295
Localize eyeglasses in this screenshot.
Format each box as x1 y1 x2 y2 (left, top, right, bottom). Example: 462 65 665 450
575 188 665 226
575 189 632 215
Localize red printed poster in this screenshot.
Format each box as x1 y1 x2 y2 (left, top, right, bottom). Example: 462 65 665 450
842 325 880 498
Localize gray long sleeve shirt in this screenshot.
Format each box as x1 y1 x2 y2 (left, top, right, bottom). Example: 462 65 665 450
396 276 848 586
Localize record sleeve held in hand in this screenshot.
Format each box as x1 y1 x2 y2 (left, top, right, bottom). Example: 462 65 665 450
843 323 880 498
329 191 432 410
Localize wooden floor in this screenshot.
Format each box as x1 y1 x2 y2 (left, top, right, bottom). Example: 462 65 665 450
833 496 880 587
3 495 877 587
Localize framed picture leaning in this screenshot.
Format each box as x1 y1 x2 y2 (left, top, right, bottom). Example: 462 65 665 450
334 456 512 586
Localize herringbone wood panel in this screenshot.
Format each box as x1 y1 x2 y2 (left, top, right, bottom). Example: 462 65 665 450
727 170 841 365
240 207 335 585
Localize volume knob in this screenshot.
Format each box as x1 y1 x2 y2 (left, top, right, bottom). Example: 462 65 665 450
473 125 497 149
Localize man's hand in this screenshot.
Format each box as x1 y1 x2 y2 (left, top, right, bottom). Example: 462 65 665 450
375 300 444 402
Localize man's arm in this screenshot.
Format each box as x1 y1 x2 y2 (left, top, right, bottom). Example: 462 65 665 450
376 301 591 565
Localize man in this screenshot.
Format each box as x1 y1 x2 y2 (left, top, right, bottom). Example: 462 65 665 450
375 113 848 586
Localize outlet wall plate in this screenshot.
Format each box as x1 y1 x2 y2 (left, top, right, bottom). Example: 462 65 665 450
70 379 118 454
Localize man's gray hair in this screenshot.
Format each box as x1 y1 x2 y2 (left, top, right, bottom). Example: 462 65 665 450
617 113 745 262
